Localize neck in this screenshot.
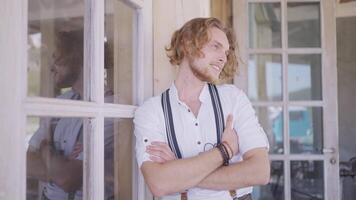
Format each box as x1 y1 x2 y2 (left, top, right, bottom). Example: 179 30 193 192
72 73 83 97
175 59 205 102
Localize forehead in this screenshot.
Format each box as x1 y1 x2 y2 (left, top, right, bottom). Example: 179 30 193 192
208 27 229 50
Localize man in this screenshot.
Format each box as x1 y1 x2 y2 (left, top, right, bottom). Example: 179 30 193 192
134 17 270 200
27 29 114 200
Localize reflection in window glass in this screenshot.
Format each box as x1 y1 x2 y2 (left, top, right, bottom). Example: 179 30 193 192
248 54 282 101
28 1 85 100
249 3 282 48
288 3 321 48
26 116 90 200
104 118 133 200
288 54 322 101
291 161 324 200
104 0 135 104
255 107 283 154
253 161 284 200
289 107 323 154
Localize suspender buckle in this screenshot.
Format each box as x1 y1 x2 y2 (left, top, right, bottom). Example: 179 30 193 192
180 192 188 200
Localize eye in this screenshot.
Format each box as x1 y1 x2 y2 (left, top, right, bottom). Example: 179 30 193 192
225 50 230 56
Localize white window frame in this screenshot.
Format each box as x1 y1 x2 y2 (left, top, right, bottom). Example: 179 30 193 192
233 0 339 199
0 0 153 199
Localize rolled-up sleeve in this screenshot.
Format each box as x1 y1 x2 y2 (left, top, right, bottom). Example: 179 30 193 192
134 98 166 168
233 91 269 156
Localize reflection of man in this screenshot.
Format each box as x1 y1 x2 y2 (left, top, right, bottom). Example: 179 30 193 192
134 18 270 200
27 30 114 200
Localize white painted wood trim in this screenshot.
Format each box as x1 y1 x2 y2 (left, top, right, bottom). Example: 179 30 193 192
269 154 327 160
137 1 154 199
286 0 320 2
24 97 136 118
132 7 142 200
0 0 27 199
247 48 323 54
84 0 105 198
102 104 136 118
252 101 324 106
247 0 281 2
123 0 144 9
321 0 339 199
83 117 105 200
280 1 292 198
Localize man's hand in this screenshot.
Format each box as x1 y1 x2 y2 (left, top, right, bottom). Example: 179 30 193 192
69 143 83 160
221 114 239 156
146 141 176 163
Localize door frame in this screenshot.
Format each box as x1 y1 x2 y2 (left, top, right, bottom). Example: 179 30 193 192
233 0 339 199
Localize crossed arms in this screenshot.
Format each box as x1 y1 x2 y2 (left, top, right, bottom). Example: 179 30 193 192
27 140 83 192
140 115 270 197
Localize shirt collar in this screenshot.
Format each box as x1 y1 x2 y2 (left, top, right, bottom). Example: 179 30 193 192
169 82 210 104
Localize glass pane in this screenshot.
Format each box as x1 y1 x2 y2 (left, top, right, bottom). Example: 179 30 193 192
104 0 135 104
288 3 321 48
248 54 282 101
289 107 323 154
252 161 284 200
26 116 86 199
255 107 284 154
28 1 86 100
249 3 282 48
291 161 324 200
104 118 133 200
288 54 322 101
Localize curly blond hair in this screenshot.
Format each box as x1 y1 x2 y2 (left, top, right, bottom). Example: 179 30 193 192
165 17 238 81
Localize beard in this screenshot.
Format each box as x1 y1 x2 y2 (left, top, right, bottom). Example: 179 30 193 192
189 59 219 84
54 66 82 89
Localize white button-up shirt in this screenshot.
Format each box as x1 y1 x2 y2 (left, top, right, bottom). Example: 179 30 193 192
134 83 269 200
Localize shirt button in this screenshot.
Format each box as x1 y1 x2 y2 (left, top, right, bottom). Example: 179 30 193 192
195 123 198 126
197 141 201 145
188 109 191 112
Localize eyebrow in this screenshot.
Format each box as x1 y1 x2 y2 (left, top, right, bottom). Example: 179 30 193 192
211 40 229 52
211 40 223 47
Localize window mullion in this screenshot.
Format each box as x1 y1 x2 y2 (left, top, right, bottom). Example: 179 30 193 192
83 0 105 199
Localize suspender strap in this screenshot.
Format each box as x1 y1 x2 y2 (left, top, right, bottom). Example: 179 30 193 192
207 83 225 143
161 89 182 159
207 84 238 199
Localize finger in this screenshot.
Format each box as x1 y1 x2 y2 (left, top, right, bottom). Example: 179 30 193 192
146 149 172 161
72 144 83 151
72 146 83 154
69 151 80 159
149 155 165 163
226 114 234 130
148 147 175 160
153 143 176 158
147 145 175 159
69 152 79 159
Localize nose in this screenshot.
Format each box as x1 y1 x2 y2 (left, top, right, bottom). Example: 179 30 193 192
218 52 227 65
50 61 57 73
